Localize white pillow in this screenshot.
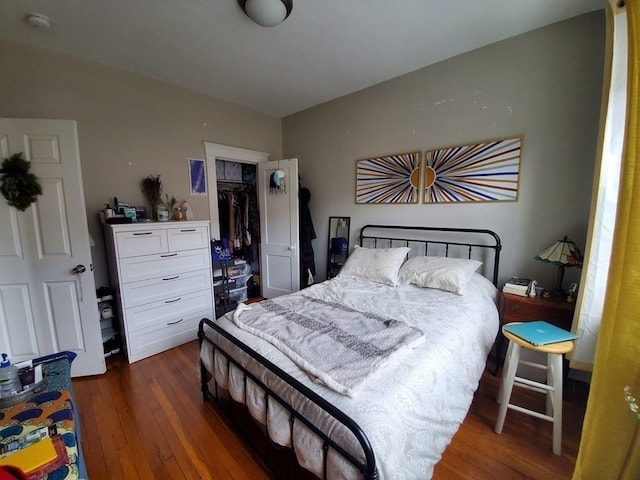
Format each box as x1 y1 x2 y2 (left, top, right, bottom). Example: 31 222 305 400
338 245 410 286
397 256 482 294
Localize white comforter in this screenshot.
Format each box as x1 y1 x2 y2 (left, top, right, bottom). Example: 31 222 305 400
200 273 499 480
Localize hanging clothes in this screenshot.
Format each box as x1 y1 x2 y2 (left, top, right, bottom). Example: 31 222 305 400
299 186 316 289
217 184 260 271
217 192 230 244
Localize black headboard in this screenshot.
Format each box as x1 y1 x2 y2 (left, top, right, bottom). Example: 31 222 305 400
359 225 502 286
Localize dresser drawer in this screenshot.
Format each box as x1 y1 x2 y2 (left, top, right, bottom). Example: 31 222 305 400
125 312 204 363
125 289 213 332
116 230 168 258
503 296 540 320
121 268 212 308
503 294 574 329
119 248 210 284
167 226 209 251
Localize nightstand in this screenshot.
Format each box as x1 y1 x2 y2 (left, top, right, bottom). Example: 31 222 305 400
502 293 576 330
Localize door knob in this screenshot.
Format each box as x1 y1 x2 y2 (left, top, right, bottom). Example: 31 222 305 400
71 265 86 301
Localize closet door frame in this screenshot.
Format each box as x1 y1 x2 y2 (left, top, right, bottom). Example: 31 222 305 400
203 142 270 240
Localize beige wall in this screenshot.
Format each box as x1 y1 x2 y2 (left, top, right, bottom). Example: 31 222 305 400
0 40 282 287
283 11 605 289
0 10 606 291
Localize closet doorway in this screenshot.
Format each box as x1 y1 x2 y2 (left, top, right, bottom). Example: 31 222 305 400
204 142 300 299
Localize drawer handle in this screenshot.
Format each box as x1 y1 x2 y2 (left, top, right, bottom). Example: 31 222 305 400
510 304 521 311
167 318 184 325
133 232 153 236
180 229 196 232
163 275 180 281
160 253 178 258
165 297 182 303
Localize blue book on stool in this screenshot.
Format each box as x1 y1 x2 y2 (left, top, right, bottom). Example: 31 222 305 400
504 320 578 346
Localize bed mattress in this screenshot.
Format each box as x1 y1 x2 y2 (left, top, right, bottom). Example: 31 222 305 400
200 273 500 479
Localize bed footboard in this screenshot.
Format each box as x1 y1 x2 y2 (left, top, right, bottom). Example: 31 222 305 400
198 317 378 480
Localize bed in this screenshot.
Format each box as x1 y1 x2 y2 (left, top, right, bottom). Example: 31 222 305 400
198 225 502 479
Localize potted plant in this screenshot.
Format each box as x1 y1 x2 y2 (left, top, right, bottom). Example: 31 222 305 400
141 175 163 220
164 194 184 220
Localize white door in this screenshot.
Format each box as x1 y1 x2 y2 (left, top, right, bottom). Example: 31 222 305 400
0 118 105 377
258 158 300 298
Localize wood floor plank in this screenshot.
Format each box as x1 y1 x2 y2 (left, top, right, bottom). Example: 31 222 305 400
153 345 270 480
73 341 587 479
111 371 165 479
150 383 215 480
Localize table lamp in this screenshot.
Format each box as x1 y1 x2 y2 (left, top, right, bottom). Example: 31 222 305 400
534 236 583 293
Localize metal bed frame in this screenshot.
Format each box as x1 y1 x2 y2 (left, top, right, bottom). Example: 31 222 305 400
198 225 501 480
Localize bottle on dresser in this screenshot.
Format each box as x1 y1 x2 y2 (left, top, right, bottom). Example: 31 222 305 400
0 353 22 398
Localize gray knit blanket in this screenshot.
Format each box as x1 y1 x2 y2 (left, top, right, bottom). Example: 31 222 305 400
232 294 424 396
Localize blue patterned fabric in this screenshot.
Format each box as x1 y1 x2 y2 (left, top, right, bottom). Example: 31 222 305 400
0 352 80 480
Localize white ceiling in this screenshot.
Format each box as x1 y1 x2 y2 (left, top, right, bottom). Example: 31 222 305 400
0 0 607 118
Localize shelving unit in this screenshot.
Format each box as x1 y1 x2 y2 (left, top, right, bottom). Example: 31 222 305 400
213 259 236 318
97 292 120 357
213 259 251 318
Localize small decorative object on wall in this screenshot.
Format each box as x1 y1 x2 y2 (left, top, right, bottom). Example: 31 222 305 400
423 137 522 203
356 151 421 204
0 152 42 211
189 158 206 196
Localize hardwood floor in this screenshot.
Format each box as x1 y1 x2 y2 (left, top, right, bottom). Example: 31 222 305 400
72 341 588 479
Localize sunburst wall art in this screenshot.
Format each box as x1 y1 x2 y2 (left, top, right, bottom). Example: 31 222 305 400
423 137 522 203
356 152 422 204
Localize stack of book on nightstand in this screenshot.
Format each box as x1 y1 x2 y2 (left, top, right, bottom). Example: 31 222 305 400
502 277 532 297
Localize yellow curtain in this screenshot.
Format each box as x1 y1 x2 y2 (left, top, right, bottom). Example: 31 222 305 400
573 0 640 478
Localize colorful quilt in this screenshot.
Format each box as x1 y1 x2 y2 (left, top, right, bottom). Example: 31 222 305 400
0 354 80 480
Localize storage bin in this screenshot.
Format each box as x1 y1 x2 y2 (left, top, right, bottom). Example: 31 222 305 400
229 286 248 303
229 273 251 290
227 262 251 277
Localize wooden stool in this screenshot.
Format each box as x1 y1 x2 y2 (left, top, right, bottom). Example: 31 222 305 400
494 323 575 455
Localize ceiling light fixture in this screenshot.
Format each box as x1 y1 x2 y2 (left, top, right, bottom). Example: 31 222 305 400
26 13 51 29
238 0 292 27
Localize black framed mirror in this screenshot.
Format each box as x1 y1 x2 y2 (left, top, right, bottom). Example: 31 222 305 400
327 217 350 279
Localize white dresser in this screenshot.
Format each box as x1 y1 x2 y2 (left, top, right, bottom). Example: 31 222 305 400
104 221 213 363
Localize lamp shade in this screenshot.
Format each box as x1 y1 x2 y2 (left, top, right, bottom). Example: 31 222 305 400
535 236 583 293
534 236 583 267
239 0 292 27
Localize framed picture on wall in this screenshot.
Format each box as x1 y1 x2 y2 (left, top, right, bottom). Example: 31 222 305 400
423 137 522 203
189 158 206 196
355 151 422 204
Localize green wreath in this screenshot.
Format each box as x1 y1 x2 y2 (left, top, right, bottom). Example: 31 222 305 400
0 153 43 211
